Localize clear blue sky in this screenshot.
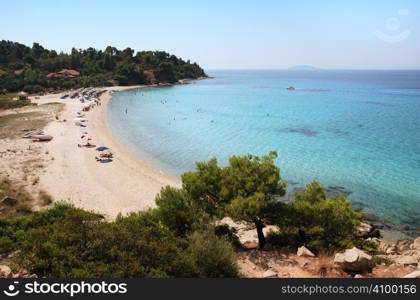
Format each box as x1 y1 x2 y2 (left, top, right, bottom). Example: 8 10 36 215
1 0 419 70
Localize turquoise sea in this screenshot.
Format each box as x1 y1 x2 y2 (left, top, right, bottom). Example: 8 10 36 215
108 70 420 228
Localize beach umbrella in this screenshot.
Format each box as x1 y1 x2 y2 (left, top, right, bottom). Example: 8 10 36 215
96 146 109 151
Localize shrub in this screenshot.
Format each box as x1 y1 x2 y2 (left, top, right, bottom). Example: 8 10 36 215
182 151 287 249
270 181 363 251
155 186 201 236
186 228 239 278
23 85 44 93
0 203 239 278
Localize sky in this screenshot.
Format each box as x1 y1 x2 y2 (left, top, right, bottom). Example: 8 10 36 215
1 0 419 70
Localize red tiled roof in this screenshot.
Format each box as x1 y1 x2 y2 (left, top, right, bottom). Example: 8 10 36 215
46 69 80 78
57 69 80 76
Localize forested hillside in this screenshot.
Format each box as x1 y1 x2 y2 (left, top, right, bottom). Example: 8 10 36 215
0 41 207 93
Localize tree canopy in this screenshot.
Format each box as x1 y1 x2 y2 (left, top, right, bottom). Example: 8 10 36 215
182 151 287 248
0 40 207 93
0 203 238 278
268 181 363 251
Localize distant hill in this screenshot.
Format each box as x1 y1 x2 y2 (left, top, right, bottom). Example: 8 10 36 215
288 65 323 71
0 40 207 93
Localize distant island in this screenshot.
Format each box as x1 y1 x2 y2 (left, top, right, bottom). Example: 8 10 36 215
288 65 323 71
0 41 207 93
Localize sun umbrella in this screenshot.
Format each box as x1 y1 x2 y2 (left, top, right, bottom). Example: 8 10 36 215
96 146 109 151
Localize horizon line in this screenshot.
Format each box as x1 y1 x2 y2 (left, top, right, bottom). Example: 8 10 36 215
205 68 420 71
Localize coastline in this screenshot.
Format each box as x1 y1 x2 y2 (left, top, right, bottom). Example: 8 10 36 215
34 85 180 219
27 81 418 241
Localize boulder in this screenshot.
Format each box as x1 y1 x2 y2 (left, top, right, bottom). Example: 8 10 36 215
0 265 12 278
216 217 279 247
394 255 418 267
385 245 397 255
403 271 420 278
358 222 373 236
411 237 420 251
297 246 315 257
334 247 373 273
262 269 277 278
358 221 380 238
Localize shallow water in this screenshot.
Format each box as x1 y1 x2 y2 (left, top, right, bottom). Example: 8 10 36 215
108 70 420 227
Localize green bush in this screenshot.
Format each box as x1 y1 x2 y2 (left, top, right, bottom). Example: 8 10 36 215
186 228 239 278
23 85 44 93
270 181 363 251
155 186 203 236
0 203 238 278
182 151 287 248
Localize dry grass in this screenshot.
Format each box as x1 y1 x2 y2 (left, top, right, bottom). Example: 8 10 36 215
316 254 335 277
0 177 34 217
0 102 64 139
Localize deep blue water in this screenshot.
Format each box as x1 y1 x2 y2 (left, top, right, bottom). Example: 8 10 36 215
108 70 420 227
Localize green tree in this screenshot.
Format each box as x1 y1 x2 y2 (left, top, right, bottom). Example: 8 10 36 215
0 40 206 93
70 48 81 69
279 181 363 250
1 203 238 278
155 62 177 83
103 52 115 71
182 151 286 248
186 228 239 277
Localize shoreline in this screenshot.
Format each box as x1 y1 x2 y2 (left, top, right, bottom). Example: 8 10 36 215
33 85 181 219
28 82 418 241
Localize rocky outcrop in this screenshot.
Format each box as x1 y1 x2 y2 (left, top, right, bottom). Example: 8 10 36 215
334 247 373 273
377 238 420 269
396 240 412 253
412 237 420 251
216 217 279 247
358 221 380 238
297 246 315 257
0 262 37 278
394 256 418 267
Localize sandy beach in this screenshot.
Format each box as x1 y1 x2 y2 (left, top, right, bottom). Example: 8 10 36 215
33 86 180 218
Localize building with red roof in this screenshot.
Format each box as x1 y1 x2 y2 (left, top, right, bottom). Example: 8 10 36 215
46 69 80 78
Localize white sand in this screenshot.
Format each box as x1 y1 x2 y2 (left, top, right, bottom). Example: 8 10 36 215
33 87 180 218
